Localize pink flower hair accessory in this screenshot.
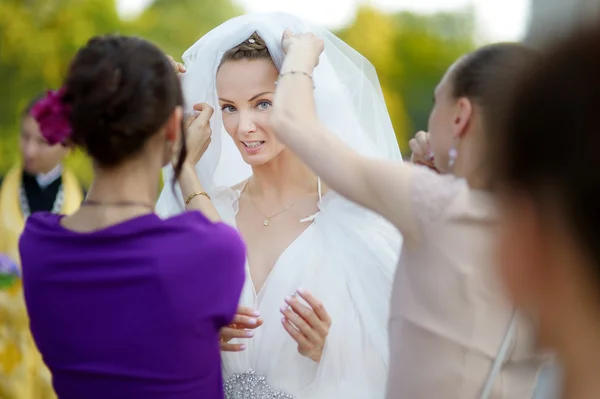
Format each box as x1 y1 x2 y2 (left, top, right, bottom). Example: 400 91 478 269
30 88 72 146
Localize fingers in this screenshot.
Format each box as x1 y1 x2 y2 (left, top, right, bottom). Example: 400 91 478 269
166 55 186 74
220 326 255 340
408 138 424 157
281 317 311 348
284 295 319 326
184 114 198 130
219 342 247 352
185 104 214 131
415 131 428 150
415 131 433 161
281 29 293 51
236 306 261 317
281 307 321 342
230 313 263 330
192 103 214 124
281 299 322 342
409 131 427 156
296 288 331 326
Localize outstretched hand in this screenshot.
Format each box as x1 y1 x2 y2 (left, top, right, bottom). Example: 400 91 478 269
280 288 331 363
219 306 264 352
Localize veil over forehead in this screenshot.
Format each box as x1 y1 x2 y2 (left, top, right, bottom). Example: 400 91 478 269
157 12 401 215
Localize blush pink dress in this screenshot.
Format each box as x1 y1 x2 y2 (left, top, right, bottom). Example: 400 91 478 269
386 166 546 399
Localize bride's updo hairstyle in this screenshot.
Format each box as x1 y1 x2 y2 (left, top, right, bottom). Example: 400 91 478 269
62 35 187 178
219 32 272 66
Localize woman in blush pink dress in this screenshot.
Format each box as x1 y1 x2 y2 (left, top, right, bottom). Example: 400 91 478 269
270 31 549 398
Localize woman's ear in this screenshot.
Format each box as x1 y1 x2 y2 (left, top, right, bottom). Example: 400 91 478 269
452 97 473 139
165 106 183 144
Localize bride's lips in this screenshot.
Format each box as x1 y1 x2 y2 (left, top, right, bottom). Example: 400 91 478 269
242 141 265 154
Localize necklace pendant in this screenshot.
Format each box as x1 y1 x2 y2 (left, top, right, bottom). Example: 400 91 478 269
263 219 270 226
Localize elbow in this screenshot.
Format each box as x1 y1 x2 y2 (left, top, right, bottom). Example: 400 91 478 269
270 106 319 141
270 106 296 135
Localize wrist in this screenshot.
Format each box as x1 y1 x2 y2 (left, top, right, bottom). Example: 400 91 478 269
283 48 317 72
178 162 197 179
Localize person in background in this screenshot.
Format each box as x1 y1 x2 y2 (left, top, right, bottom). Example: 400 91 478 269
19 34 246 399
493 25 600 399
0 96 85 399
0 96 85 260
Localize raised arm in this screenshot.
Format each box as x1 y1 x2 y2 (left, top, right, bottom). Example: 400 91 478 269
174 103 221 222
162 56 221 222
270 31 419 242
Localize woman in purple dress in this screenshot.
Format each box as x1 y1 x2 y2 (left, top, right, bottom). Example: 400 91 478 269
19 35 246 399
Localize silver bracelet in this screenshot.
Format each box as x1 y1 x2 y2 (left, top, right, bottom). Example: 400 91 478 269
275 70 315 88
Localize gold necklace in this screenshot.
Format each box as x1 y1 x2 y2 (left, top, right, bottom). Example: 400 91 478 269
246 180 299 227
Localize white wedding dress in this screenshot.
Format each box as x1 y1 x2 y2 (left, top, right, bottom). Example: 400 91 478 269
212 180 400 399
156 13 403 399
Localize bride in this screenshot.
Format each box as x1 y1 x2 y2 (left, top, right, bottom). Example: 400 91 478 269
156 13 402 398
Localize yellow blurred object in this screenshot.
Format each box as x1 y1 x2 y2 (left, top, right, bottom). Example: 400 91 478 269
0 281 56 399
0 165 83 399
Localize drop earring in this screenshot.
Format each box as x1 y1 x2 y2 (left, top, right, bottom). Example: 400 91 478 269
448 146 458 169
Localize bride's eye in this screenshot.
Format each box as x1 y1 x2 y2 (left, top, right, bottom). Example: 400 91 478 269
256 100 272 111
221 105 236 113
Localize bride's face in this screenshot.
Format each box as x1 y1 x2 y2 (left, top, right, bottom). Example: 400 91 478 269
216 58 284 166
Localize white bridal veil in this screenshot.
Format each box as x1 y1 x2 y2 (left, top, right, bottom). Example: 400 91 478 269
156 12 402 215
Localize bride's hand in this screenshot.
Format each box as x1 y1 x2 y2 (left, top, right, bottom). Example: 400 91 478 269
219 306 264 352
281 30 324 69
409 131 438 172
172 103 213 167
280 289 331 363
166 55 186 74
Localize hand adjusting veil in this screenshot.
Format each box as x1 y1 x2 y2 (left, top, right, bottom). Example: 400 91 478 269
156 12 402 399
156 12 402 215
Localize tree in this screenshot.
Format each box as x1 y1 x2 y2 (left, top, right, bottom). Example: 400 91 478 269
337 8 411 149
391 8 475 136
0 0 122 182
0 0 241 183
338 6 476 155
126 0 242 61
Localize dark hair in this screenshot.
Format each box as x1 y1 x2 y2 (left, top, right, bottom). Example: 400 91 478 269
220 32 272 66
62 35 186 179
451 43 539 129
494 26 600 284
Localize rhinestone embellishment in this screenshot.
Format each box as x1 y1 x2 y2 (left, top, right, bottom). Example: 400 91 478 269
224 369 295 399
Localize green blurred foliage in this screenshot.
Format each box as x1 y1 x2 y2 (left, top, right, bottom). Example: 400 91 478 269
0 1 475 184
124 0 243 58
338 6 476 147
0 0 123 184
0 0 240 185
